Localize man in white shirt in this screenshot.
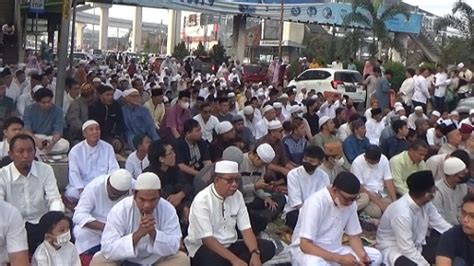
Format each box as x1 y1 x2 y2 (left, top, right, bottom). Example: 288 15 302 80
412 67 431 112
290 172 382 265
0 200 29 266
255 105 276 140
90 172 189 265
433 157 469 225
63 78 80 116
242 105 258 137
398 68 416 111
284 145 329 229
0 117 23 161
73 169 133 256
66 120 119 202
433 65 448 113
376 170 452 266
193 102 219 143
407 106 428 130
351 145 397 218
1 68 21 102
365 107 385 145
125 134 151 179
0 133 64 251
331 56 343 69
185 161 276 265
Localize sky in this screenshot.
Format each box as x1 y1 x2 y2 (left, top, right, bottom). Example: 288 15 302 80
85 0 474 25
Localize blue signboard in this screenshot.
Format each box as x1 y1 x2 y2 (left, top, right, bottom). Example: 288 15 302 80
108 0 422 34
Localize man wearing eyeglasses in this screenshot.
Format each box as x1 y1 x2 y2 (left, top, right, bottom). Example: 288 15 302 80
290 171 382 265
185 160 276 266
376 170 452 266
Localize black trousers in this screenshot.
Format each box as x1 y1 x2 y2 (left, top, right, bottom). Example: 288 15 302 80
246 194 286 235
394 230 441 266
285 209 299 230
191 239 275 266
26 222 42 254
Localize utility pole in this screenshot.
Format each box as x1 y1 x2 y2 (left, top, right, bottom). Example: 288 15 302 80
69 0 77 70
55 0 71 108
278 0 284 59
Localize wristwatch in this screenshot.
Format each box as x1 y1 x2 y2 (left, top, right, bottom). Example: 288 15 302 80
250 249 261 256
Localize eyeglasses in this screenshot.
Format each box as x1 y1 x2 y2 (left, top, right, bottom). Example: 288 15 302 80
218 176 241 184
338 190 361 203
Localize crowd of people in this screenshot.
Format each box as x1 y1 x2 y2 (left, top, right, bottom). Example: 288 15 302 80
0 53 473 266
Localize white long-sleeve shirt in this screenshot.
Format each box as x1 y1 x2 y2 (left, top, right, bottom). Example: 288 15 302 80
16 92 34 118
32 241 80 266
125 151 150 180
365 118 385 145
412 75 431 104
73 175 132 254
67 140 119 191
399 77 415 106
254 118 271 140
6 82 20 102
0 200 28 265
434 72 448 98
376 194 452 265
101 197 182 264
0 161 64 224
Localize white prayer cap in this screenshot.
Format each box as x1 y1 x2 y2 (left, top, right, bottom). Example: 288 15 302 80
457 62 465 69
227 92 236 98
92 77 101 83
414 106 423 111
394 102 403 108
135 172 161 190
82 120 99 131
289 105 301 114
216 121 234 135
262 105 274 114
395 106 405 112
243 106 254 115
400 115 408 121
470 109 474 115
273 102 283 109
123 88 139 97
215 160 239 174
443 157 466 175
268 120 283 130
431 110 441 117
256 143 275 163
450 111 459 116
109 169 132 191
319 116 331 129
280 93 289 99
32 84 42 93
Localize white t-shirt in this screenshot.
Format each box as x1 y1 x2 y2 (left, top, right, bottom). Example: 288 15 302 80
351 154 392 195
0 201 28 265
31 241 81 266
125 151 150 179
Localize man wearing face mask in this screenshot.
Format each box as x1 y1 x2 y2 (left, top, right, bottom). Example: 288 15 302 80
283 145 329 229
290 172 382 265
91 172 189 265
73 169 133 256
432 157 470 225
351 145 397 218
161 91 192 139
376 170 452 266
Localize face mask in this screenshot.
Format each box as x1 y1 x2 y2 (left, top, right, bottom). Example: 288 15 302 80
302 162 318 174
54 231 71 247
335 157 344 166
181 102 190 109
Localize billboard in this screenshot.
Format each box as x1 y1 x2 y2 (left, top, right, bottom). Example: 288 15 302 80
104 0 422 34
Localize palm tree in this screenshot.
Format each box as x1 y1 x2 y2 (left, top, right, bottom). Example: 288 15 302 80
434 1 474 63
343 0 409 58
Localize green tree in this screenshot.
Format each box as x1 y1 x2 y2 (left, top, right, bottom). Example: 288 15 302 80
172 42 190 61
343 0 409 57
194 41 208 57
209 41 227 66
434 1 474 63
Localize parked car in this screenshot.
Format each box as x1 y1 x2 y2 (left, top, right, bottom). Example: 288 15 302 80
241 64 267 83
456 96 474 114
288 68 366 103
90 49 105 63
70 52 93 65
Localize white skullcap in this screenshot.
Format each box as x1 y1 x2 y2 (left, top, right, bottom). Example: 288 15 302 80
109 169 132 191
289 105 301 114
268 120 283 130
395 106 405 112
414 106 423 111
262 105 274 114
470 109 474 115
227 92 236 98
431 110 441 117
443 157 466 175
256 143 275 163
216 121 234 135
32 84 42 93
215 160 239 174
458 62 465 69
243 106 254 115
123 88 139 97
400 115 408 121
92 77 101 83
273 102 283 109
280 93 289 99
319 116 331 129
451 111 459 116
82 120 99 131
135 172 161 190
394 102 403 108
